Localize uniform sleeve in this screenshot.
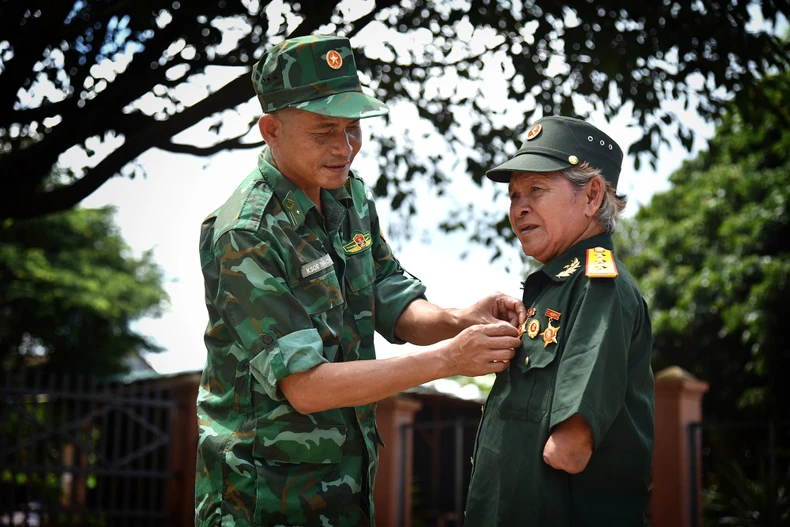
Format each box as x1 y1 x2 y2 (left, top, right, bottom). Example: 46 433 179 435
206 229 328 400
549 279 636 448
367 197 426 343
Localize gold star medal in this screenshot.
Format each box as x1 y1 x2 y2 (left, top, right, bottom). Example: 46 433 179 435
540 309 561 348
540 320 560 348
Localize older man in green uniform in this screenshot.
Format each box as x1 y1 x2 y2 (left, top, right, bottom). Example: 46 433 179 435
465 116 655 526
195 35 525 527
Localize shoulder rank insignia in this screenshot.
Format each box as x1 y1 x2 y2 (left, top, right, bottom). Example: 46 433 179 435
585 247 619 278
343 232 372 254
556 257 580 278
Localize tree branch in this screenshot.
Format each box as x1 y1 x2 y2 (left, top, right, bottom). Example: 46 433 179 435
345 0 398 38
161 137 264 156
0 2 75 115
1 67 259 219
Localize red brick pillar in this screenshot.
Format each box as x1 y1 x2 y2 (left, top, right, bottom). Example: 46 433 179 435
374 395 423 527
166 373 201 527
651 366 709 527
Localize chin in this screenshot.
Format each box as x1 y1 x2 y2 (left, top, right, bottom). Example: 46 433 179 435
329 174 350 189
519 244 544 264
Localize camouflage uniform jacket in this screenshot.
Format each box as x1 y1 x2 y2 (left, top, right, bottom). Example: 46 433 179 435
195 147 426 527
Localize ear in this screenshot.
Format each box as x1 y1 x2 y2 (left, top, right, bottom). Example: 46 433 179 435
583 176 605 218
258 114 281 146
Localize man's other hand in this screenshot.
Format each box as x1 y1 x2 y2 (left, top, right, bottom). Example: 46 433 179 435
463 292 528 328
442 321 520 377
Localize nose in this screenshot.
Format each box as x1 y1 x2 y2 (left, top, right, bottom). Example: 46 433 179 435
510 195 531 217
330 129 353 157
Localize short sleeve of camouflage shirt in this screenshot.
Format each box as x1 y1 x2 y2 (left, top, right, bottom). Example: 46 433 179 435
365 199 427 343
208 228 329 400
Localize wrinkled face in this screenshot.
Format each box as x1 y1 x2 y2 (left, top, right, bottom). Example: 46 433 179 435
269 108 362 196
508 171 592 265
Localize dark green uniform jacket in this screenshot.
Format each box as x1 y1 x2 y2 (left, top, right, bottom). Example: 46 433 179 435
195 147 425 527
466 234 655 526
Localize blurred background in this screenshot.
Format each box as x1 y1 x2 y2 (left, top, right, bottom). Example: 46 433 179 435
1 1 788 525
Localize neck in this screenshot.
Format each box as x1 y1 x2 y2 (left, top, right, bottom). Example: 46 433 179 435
575 222 606 246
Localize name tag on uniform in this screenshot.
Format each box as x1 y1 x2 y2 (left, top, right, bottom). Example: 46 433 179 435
301 254 333 278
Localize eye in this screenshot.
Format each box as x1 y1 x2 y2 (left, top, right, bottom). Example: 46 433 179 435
509 192 520 200
531 186 543 193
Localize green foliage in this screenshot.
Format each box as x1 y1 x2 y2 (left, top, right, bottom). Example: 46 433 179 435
617 71 790 421
703 459 790 526
0 0 787 236
0 207 168 375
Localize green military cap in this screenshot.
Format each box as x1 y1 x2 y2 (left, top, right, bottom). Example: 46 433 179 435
486 116 624 188
251 35 388 119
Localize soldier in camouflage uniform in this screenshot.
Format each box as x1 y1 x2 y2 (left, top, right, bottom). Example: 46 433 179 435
195 35 527 527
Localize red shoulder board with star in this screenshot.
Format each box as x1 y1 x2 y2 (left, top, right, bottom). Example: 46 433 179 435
585 247 618 278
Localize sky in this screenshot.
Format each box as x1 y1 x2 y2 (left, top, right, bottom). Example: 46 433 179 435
69 2 756 379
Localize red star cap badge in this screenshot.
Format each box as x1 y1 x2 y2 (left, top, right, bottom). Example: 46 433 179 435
327 50 342 69
526 123 542 141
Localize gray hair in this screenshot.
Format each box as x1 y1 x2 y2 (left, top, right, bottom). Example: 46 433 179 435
561 162 627 233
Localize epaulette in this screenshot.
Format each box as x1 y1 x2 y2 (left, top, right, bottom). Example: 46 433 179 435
213 168 272 243
585 247 619 278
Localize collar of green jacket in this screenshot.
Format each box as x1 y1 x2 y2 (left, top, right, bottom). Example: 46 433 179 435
540 233 614 282
257 145 354 229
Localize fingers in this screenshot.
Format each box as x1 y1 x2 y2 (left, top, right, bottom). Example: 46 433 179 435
479 320 521 339
497 293 527 326
486 348 516 362
485 292 527 327
486 360 512 373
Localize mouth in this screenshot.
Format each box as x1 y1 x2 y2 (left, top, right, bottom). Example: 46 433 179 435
324 161 351 172
517 224 538 236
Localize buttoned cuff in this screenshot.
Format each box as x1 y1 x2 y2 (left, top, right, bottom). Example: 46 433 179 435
374 275 427 344
248 328 328 400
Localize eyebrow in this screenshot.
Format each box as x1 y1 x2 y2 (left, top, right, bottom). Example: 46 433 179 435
514 174 552 186
312 119 360 130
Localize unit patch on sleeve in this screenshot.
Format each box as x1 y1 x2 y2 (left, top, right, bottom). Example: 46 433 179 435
343 231 372 254
585 247 619 278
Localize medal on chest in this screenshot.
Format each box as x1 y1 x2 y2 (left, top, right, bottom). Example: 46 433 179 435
518 307 538 339
540 309 561 348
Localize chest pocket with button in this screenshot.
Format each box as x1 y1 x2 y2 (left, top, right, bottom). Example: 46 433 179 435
344 250 375 296
498 335 561 422
293 263 344 314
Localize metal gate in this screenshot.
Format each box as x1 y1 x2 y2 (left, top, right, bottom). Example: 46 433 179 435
1 372 176 527
399 418 480 526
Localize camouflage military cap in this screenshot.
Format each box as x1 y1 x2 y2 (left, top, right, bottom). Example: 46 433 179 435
487 116 624 188
251 35 388 119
